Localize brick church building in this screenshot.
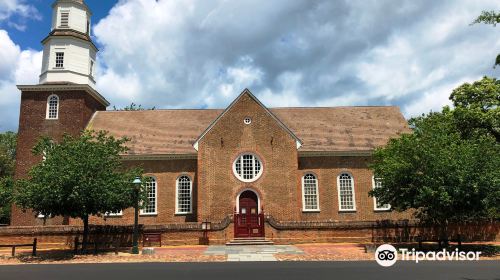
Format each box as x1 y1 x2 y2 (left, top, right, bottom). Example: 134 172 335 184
10 0 414 243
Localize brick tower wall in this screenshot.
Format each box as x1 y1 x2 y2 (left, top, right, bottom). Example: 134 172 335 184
10 89 106 226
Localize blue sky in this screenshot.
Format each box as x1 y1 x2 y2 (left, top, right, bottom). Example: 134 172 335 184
2 0 117 50
0 0 499 132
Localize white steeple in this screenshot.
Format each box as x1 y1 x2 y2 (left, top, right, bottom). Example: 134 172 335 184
39 0 97 87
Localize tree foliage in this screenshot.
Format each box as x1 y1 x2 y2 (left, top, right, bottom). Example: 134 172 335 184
370 78 500 226
15 131 144 250
0 131 16 225
473 10 500 26
450 77 500 142
472 10 500 68
112 103 155 111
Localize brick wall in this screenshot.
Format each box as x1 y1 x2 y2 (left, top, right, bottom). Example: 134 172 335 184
11 89 106 226
73 159 198 226
297 156 413 221
197 93 299 222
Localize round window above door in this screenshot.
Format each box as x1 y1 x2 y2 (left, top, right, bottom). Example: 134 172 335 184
233 153 263 182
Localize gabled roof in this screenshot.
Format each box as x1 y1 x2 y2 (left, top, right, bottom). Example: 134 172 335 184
86 105 410 156
192 89 303 150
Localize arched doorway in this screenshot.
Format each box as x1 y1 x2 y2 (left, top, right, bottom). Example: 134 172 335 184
234 190 264 238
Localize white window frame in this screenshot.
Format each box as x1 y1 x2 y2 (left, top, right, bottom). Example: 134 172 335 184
372 177 391 211
55 52 64 69
337 172 356 211
232 153 263 183
105 210 123 217
140 177 157 215
175 175 193 214
302 173 320 212
46 94 59 120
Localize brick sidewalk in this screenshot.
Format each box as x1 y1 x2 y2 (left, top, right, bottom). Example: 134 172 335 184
0 243 498 264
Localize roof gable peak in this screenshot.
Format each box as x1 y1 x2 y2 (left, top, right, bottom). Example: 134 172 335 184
193 88 302 151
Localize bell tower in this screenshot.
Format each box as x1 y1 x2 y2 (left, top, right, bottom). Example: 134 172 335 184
39 0 97 87
11 0 109 226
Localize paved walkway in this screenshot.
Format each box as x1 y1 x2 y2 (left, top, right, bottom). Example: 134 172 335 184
204 245 303 261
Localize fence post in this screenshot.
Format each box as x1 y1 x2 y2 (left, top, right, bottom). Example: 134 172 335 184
74 236 79 255
11 246 15 257
114 239 119 255
32 238 37 256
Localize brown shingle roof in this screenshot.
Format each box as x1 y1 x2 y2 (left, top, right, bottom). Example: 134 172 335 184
87 107 410 155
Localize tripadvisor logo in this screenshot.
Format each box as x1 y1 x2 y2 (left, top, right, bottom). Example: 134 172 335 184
375 244 398 267
375 244 482 267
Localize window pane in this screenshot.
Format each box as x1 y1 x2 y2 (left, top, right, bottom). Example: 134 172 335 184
339 173 355 210
47 95 58 119
303 174 318 210
177 176 191 213
55 52 64 68
234 154 262 182
143 178 156 213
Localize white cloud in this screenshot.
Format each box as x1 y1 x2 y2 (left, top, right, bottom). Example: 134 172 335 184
91 0 500 118
0 0 41 31
2 0 500 131
0 30 41 131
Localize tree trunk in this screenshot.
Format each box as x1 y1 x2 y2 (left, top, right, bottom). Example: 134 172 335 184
82 215 89 254
438 222 449 248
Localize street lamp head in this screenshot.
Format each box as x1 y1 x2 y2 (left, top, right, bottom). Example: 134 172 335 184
133 177 142 185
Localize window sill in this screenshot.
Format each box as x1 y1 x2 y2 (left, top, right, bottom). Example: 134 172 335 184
302 209 320 213
139 213 157 216
175 212 193 215
338 209 357 213
45 118 59 120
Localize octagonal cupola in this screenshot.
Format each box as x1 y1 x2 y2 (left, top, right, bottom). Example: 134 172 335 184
39 0 97 87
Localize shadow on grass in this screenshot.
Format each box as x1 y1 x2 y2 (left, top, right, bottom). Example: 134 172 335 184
4 248 133 263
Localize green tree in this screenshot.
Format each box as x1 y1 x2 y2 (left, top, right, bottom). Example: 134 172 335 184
0 177 13 225
449 77 500 142
0 131 17 225
112 103 155 111
15 131 144 252
370 81 500 243
472 11 500 67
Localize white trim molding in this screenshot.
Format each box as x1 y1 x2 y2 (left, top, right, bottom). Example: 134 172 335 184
175 174 193 215
235 188 261 214
337 172 356 212
232 153 264 183
140 176 158 216
301 173 320 212
46 94 59 120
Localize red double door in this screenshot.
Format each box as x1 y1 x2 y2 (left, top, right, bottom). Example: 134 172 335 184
234 191 264 238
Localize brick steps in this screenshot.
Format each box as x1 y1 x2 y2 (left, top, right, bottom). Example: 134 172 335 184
226 238 274 246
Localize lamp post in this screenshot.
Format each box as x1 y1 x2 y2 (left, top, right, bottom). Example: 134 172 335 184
132 176 142 254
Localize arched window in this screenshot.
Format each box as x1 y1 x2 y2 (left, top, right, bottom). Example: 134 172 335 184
337 173 356 211
302 173 319 211
46 95 59 119
233 153 263 182
373 177 391 211
140 177 157 215
176 175 192 214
